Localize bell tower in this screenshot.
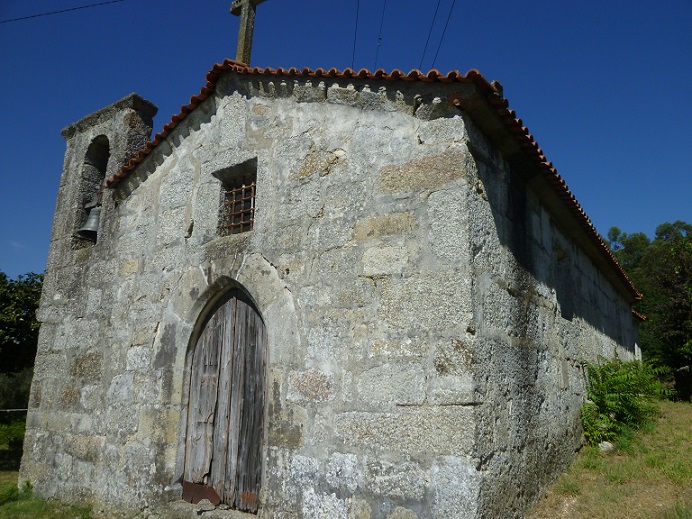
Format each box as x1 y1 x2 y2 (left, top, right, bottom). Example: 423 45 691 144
52 94 157 252
41 93 157 313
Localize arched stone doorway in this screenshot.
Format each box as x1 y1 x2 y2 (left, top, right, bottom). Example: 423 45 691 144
182 287 267 513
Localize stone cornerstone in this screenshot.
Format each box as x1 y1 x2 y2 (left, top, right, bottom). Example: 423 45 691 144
20 63 640 518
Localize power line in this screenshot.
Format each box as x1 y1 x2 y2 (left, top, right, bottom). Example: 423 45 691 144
351 0 360 69
373 0 388 70
0 0 126 25
432 0 457 69
419 0 442 70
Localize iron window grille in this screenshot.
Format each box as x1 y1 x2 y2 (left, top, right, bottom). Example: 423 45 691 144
214 158 258 236
221 181 256 234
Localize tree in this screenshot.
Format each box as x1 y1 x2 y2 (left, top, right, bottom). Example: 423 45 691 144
608 221 692 370
0 271 43 374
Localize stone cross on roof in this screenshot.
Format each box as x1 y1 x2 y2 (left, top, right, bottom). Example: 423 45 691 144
230 0 267 64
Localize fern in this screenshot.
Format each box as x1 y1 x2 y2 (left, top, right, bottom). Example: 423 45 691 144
581 358 671 446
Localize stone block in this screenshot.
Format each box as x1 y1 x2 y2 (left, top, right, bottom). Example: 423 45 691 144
379 274 472 332
427 374 475 406
291 148 347 180
156 207 187 247
59 387 81 409
302 488 348 519
387 507 419 519
126 346 150 371
307 326 350 371
324 181 365 220
417 116 467 145
63 434 104 463
348 498 372 519
362 246 408 276
79 384 101 411
366 459 426 500
69 351 102 382
319 247 360 279
288 370 335 402
433 338 473 376
377 148 467 193
430 456 479 518
428 189 469 263
307 218 353 250
106 373 133 404
291 454 319 484
85 288 103 316
335 407 474 458
326 452 360 493
368 336 428 358
357 363 425 405
354 212 418 241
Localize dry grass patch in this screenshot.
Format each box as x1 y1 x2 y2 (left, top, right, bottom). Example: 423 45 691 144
530 401 691 519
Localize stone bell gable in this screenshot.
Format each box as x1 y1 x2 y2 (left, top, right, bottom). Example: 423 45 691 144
21 61 640 518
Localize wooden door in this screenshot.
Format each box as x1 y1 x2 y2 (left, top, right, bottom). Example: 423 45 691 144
183 289 266 513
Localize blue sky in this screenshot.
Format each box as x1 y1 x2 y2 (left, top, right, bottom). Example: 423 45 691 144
1 0 690 278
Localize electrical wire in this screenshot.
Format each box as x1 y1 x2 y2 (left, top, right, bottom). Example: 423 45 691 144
373 0 388 70
432 0 457 69
419 0 442 70
0 0 126 24
351 0 360 69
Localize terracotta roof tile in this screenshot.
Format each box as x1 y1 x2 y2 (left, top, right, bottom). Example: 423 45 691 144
105 58 640 301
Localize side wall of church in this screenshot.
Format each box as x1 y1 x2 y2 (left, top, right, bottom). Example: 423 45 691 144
461 117 638 517
21 77 638 519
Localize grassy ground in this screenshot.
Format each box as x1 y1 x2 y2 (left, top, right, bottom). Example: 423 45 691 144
1 429 93 519
0 401 689 518
0 471 93 519
529 400 692 519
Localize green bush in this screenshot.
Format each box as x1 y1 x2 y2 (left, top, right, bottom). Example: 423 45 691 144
0 369 33 410
0 420 25 450
581 358 670 446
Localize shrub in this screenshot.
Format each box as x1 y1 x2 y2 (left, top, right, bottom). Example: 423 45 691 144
0 369 33 410
581 358 670 446
0 420 25 450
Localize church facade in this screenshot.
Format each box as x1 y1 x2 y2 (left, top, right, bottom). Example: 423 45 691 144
20 61 640 518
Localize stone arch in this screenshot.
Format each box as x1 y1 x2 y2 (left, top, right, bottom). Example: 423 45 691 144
75 135 110 241
180 278 267 513
170 255 302 508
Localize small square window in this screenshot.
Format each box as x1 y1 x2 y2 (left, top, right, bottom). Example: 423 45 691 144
221 180 255 234
214 158 257 236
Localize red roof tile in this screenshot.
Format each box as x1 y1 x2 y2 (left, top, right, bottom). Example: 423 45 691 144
105 58 640 302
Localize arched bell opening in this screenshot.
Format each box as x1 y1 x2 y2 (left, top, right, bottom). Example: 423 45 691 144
75 135 110 242
182 284 267 514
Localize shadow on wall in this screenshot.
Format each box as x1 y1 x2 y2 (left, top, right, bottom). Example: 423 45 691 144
475 151 633 350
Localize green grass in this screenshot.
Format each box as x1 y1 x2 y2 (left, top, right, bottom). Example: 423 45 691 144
0 419 25 471
0 473 93 519
530 401 692 519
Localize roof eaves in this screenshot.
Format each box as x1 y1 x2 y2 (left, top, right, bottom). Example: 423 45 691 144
448 91 641 302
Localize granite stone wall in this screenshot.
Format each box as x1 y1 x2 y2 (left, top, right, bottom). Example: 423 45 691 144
21 75 638 518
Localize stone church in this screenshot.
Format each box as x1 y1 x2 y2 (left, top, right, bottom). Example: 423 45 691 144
20 55 640 517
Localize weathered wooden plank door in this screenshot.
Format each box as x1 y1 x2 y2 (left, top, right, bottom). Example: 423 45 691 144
184 289 266 513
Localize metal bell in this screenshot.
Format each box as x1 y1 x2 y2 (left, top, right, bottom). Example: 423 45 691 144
75 206 101 241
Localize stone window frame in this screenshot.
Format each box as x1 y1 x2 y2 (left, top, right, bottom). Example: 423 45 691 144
213 158 258 236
